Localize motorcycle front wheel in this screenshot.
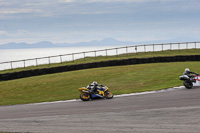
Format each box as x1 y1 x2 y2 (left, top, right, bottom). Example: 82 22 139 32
105 91 114 99
80 93 91 101
183 80 193 89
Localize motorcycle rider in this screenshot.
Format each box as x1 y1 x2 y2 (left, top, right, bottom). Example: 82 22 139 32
183 68 199 82
87 81 104 94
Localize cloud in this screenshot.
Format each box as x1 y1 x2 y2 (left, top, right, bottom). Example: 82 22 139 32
0 0 200 44
85 0 148 2
0 0 199 19
0 30 33 38
0 30 8 37
0 29 49 44
60 0 154 3
60 0 75 2
0 9 40 15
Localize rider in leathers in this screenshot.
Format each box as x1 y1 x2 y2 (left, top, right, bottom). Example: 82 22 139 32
87 81 104 94
183 68 199 82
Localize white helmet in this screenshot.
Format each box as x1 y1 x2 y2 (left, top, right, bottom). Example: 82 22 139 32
92 81 98 86
185 68 190 72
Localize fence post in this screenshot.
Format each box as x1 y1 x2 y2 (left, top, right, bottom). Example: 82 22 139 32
153 44 154 52
135 46 137 54
60 55 62 63
72 54 74 61
116 48 118 57
48 57 50 66
10 61 13 69
195 42 197 49
36 58 38 66
144 45 146 52
162 44 163 51
186 42 188 49
94 51 96 59
170 43 172 50
24 60 26 68
83 52 85 60
126 46 129 57
178 43 180 50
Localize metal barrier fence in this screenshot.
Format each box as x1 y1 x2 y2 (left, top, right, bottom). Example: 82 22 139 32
0 41 200 70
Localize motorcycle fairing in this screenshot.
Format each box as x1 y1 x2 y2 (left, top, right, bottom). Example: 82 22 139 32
193 76 200 86
91 88 106 98
79 87 89 92
91 94 102 99
179 75 189 80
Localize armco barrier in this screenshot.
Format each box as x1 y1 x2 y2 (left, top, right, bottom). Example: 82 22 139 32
0 55 200 81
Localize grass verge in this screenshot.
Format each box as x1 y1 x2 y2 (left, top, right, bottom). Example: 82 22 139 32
0 61 200 106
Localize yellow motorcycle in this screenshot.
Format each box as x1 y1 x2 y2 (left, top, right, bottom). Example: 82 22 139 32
78 85 113 101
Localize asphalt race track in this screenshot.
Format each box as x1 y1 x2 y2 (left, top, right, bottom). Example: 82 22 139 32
0 87 200 133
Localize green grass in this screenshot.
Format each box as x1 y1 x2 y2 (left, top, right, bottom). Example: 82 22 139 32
0 61 200 105
1 49 200 74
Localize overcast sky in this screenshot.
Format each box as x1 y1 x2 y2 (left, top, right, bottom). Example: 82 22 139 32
0 0 200 44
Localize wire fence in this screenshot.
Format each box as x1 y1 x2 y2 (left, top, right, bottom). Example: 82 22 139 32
0 41 200 71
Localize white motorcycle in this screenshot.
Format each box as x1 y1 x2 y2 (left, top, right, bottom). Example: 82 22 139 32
179 74 200 89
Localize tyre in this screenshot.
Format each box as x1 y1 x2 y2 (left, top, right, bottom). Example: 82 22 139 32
80 93 91 101
105 91 114 99
183 80 193 89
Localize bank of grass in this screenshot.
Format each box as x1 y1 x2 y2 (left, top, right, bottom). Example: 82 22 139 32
0 61 200 105
1 49 200 74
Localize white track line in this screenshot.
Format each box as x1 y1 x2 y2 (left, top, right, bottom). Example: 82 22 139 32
32 86 185 105
114 86 184 98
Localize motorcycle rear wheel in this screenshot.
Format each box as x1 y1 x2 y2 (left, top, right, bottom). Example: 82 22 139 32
80 93 91 101
183 80 193 89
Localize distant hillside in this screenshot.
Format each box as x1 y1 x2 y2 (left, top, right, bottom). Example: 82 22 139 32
0 38 135 49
